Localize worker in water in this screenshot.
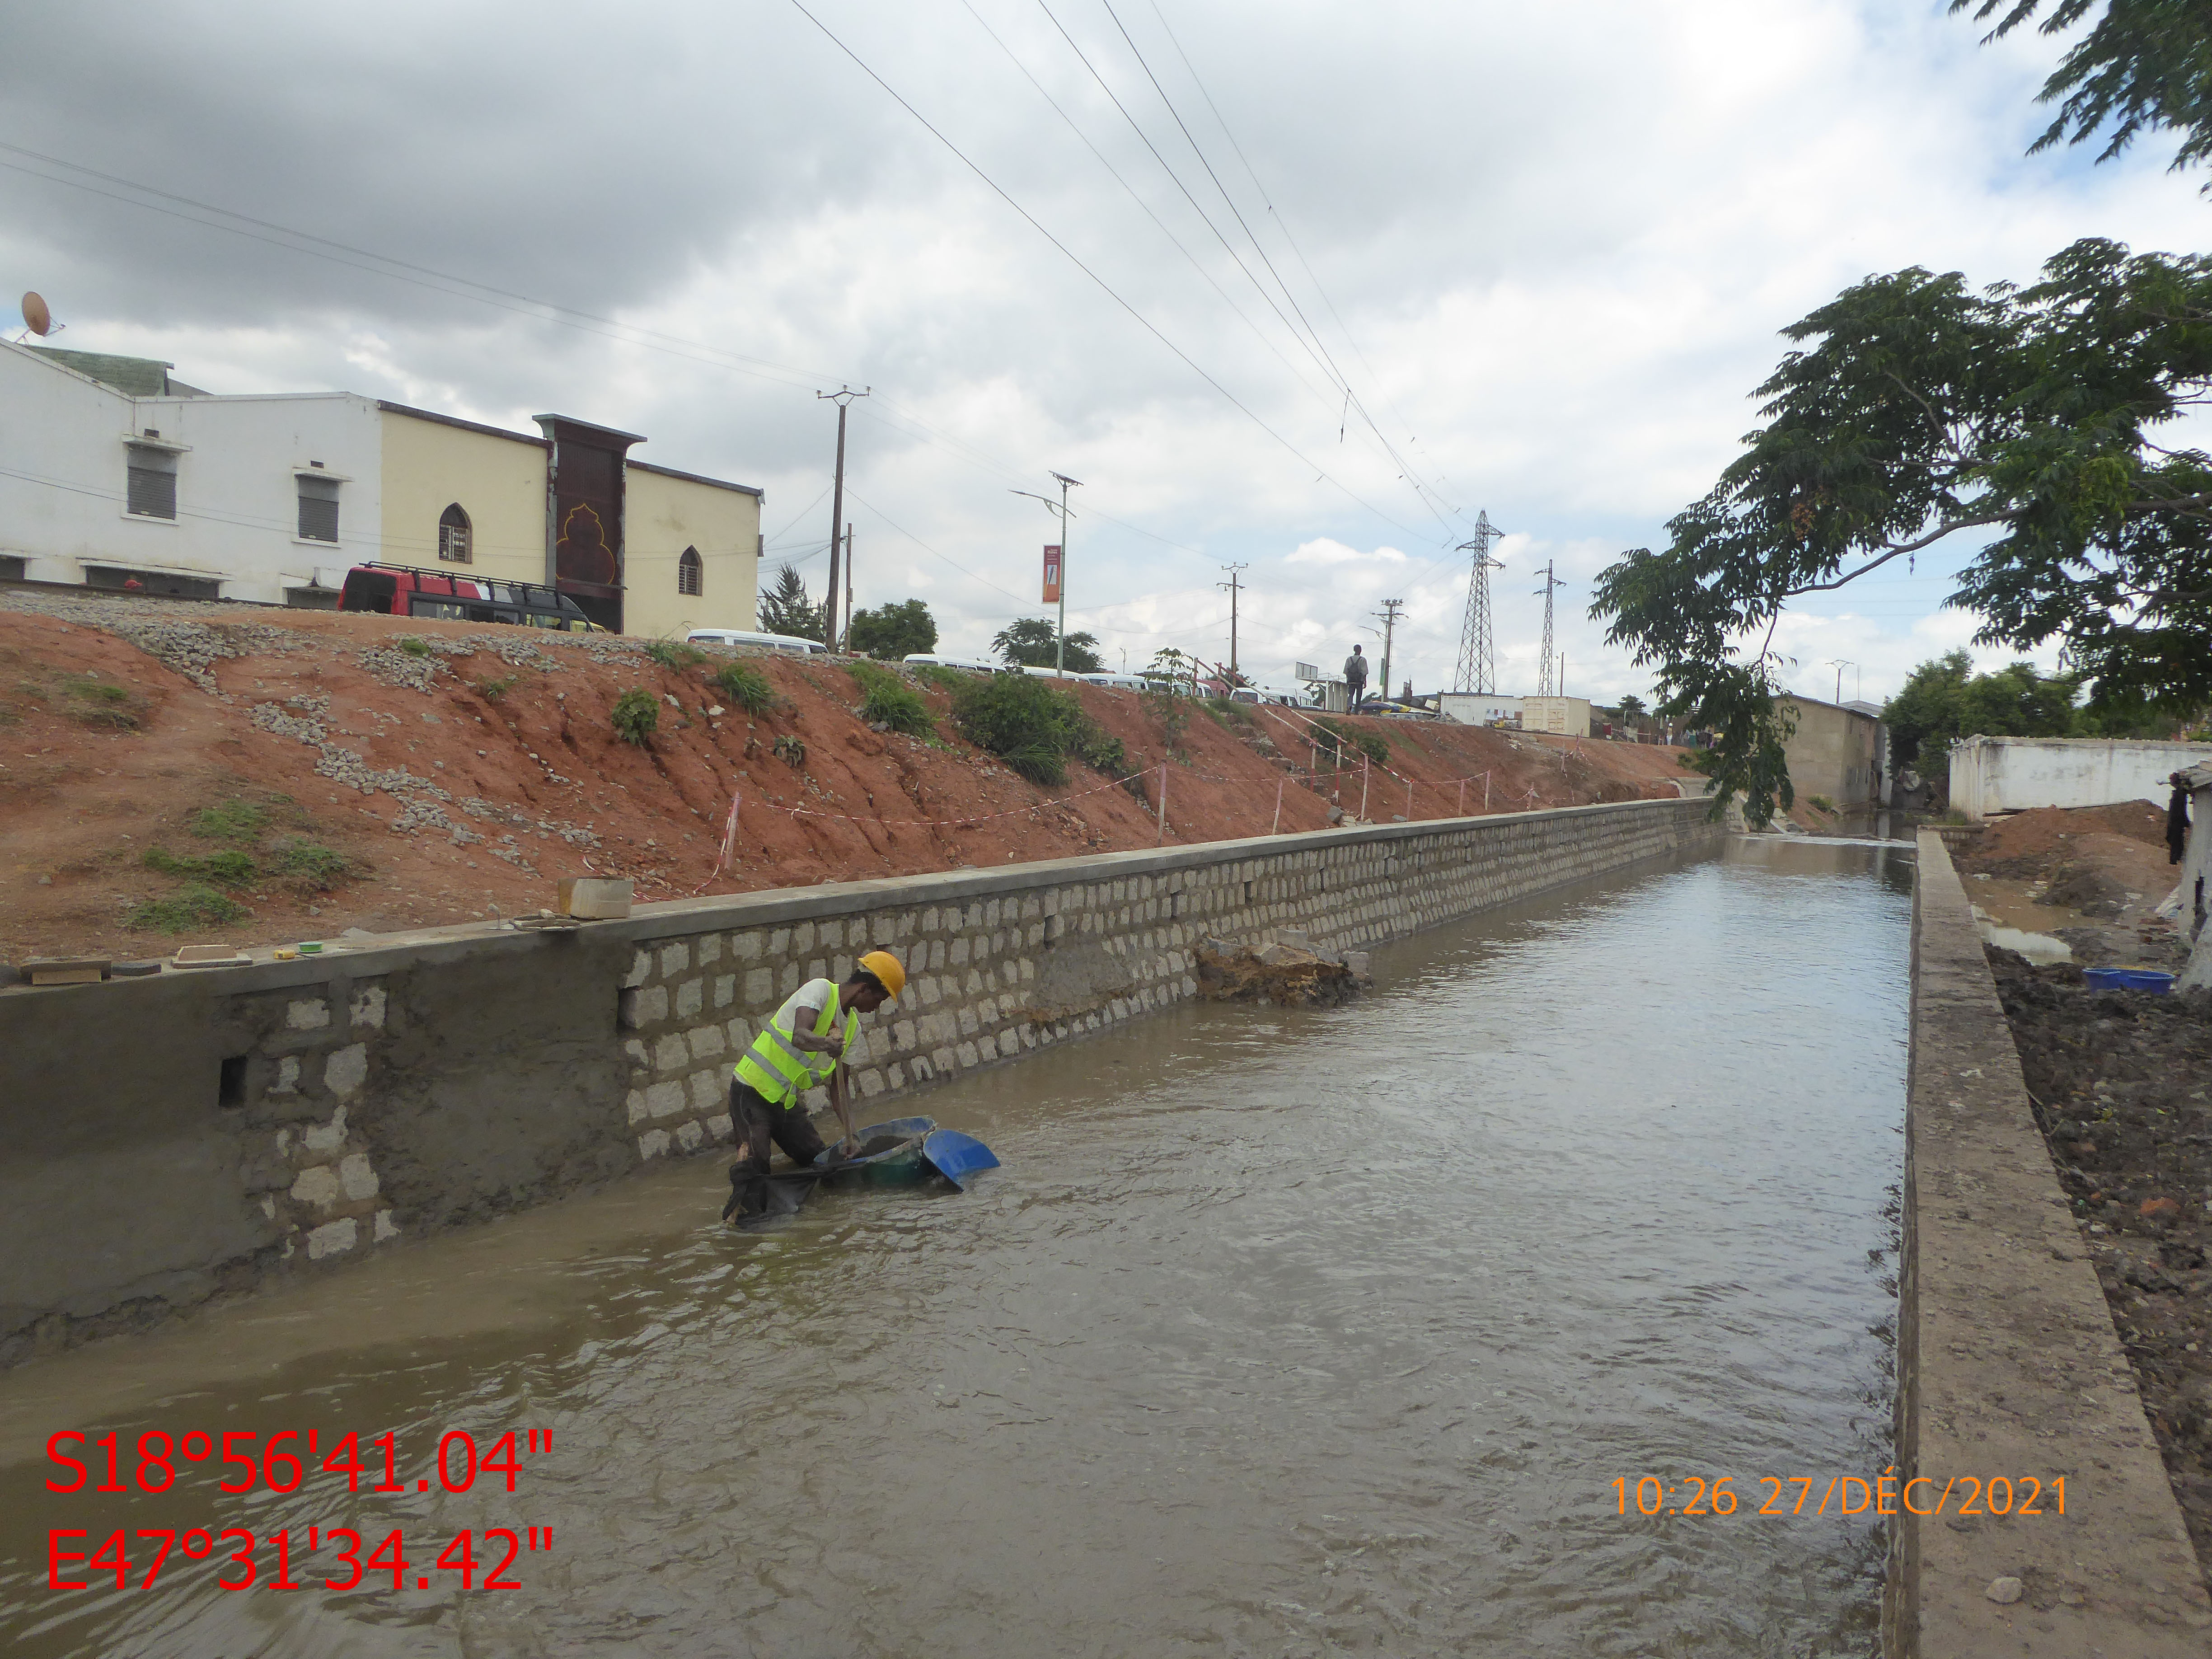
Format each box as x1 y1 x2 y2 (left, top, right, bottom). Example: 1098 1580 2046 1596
1343 643 1369 710
722 949 906 1222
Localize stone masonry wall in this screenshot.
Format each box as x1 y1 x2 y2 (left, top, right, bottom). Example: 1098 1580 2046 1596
605 797 1714 1166
0 797 1719 1364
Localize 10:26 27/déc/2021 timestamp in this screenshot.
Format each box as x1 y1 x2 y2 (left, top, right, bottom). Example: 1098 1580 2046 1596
1613 1473 2065 1518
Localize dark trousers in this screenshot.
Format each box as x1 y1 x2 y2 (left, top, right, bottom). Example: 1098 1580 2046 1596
723 1079 827 1220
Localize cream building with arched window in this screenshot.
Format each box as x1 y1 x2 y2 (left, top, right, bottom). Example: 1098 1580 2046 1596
0 339 761 637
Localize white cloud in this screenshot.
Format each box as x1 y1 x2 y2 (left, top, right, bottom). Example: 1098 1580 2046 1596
1284 539 1408 566
2 0 2201 709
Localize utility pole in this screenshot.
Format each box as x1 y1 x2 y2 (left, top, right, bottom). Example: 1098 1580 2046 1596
1534 562 1563 697
1218 564 1247 681
1376 598 1405 708
1453 511 1504 694
1827 659 1856 704
1011 472 1083 676
817 385 868 650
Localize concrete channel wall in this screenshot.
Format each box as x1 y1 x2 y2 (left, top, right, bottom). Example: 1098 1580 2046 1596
0 796 1720 1366
1887 831 2210 1655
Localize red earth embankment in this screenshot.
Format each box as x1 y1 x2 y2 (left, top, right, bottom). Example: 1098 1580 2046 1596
0 592 1699 961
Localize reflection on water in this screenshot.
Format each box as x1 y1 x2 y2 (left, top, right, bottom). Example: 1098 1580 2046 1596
1973 909 2073 965
0 839 1910 1658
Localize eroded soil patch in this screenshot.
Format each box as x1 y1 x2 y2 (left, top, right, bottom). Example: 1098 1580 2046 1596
1990 946 2212 1569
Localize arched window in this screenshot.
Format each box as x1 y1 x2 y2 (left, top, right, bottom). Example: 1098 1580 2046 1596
438 503 472 563
677 544 703 597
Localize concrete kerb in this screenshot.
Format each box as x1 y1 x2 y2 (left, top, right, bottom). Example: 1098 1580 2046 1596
1887 830 2210 1655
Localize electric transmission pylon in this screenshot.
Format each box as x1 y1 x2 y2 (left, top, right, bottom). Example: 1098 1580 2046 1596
1534 560 1563 697
1453 511 1503 694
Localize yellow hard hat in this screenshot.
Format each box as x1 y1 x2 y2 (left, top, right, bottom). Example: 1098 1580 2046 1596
858 949 905 1000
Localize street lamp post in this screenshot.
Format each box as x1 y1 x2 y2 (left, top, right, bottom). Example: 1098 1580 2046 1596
1012 472 1083 676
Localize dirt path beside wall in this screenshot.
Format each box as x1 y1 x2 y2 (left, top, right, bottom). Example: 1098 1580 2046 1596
1 592 1697 961
1989 947 2212 1575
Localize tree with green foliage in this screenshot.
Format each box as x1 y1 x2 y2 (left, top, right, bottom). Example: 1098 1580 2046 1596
992 616 1103 673
1883 648 2182 768
1954 0 2212 185
1617 694 1648 722
1881 650 2078 770
1593 239 2212 824
1591 9 2212 828
846 598 938 661
758 564 826 642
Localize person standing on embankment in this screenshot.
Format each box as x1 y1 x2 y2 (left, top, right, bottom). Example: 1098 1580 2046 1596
723 950 906 1221
1343 644 1369 711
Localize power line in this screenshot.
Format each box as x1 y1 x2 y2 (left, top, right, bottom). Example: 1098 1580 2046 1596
956 0 1341 418
0 138 1247 573
779 0 1429 539
1030 0 1347 414
1037 0 1457 538
1127 1 1468 533
842 486 1034 606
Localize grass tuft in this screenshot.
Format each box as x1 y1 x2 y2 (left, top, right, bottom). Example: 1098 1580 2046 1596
1312 716 1389 768
190 799 269 841
126 885 250 933
645 638 709 671
474 675 520 702
714 661 778 715
270 836 357 889
847 662 937 737
143 846 259 888
61 675 141 729
612 687 659 746
398 636 432 658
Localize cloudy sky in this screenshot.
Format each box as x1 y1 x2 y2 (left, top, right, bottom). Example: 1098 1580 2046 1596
4 0 2204 706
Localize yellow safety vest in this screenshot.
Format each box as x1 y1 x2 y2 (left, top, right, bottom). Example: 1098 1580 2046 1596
734 984 858 1106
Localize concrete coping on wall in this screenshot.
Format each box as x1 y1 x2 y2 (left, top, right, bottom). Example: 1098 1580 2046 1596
1889 830 2210 1654
1 795 1710 1006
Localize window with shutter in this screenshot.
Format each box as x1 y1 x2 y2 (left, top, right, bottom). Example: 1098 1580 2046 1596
439 502 472 562
125 445 178 520
678 545 703 596
297 475 341 543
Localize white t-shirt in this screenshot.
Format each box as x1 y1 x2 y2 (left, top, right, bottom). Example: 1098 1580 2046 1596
780 978 867 1066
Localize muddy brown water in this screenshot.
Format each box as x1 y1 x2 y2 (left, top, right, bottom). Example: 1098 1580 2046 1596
0 836 1912 1657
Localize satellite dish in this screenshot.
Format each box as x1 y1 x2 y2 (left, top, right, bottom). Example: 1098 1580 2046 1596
21 291 55 337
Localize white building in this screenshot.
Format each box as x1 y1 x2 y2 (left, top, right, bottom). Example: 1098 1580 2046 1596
1948 736 2212 820
0 340 761 637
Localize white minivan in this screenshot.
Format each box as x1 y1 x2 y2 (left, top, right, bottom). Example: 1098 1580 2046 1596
686 628 826 655
901 653 998 675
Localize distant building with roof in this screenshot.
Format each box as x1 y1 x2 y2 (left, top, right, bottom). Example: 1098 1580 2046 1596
0 339 761 636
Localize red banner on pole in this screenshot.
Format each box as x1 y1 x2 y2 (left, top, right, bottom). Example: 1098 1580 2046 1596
1042 544 1062 604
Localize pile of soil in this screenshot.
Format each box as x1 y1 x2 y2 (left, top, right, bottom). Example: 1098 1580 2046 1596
1963 801 2173 880
1988 946 2212 1563
0 590 1699 962
1195 937 1368 1007
1959 802 2189 968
